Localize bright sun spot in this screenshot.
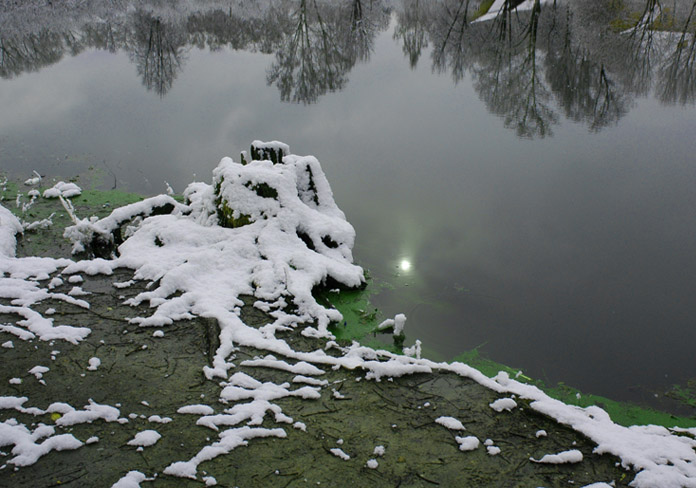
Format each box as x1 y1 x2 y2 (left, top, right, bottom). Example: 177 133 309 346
400 259 411 271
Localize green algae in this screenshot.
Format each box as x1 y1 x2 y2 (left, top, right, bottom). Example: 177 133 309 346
2 176 145 258
666 380 696 411
545 382 696 429
454 349 696 429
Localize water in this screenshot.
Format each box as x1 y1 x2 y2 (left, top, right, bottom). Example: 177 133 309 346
1 0 696 410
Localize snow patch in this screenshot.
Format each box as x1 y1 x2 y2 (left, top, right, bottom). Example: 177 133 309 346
43 182 82 199
127 430 161 447
435 416 465 431
531 449 584 464
456 436 480 452
330 447 350 460
489 397 517 412
87 357 101 371
111 470 147 488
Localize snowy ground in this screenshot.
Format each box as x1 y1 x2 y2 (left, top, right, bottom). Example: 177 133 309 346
1 144 695 487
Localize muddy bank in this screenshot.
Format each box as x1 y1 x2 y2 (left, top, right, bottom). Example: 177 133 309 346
0 269 634 487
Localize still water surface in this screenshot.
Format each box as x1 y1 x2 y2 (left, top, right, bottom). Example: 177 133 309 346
1 0 696 410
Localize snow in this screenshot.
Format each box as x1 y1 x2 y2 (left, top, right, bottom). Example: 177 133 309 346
43 181 82 199
148 415 172 424
127 430 161 447
377 313 406 335
0 419 83 466
402 339 421 359
474 0 554 23
87 357 101 371
435 416 466 431
51 399 125 426
28 366 49 379
456 436 480 452
178 405 215 416
292 375 328 386
531 449 584 464
163 426 286 479
24 172 41 186
393 314 406 335
111 470 147 488
0 204 23 257
240 356 325 376
330 447 350 460
489 397 517 412
1 143 695 486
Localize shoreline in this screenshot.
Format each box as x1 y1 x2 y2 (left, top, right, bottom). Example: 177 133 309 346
1 165 695 486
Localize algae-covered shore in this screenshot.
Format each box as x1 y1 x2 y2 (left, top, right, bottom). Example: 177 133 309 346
0 161 695 487
0 270 636 487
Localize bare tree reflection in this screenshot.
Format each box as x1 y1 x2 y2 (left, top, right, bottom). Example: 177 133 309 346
266 0 387 104
544 4 629 131
2 0 696 121
429 0 472 81
185 7 291 54
0 31 72 78
399 0 696 137
130 11 187 97
657 0 696 104
266 0 347 103
619 0 663 96
393 0 432 68
472 0 558 137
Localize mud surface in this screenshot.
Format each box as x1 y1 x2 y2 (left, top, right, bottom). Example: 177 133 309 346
0 270 636 487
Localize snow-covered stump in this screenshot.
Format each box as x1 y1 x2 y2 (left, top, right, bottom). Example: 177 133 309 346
240 140 288 166
205 142 363 342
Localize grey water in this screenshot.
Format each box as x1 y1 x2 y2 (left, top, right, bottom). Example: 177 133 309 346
1 0 696 412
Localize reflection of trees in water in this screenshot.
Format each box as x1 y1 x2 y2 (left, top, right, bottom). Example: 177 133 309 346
544 4 629 131
657 1 696 104
394 0 696 137
0 0 388 103
185 6 292 53
393 0 431 68
429 0 472 80
266 0 388 104
473 0 558 137
1 0 695 123
131 12 187 96
617 0 664 96
420 0 559 137
0 31 74 79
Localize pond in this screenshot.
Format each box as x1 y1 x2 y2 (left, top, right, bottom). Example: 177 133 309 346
1 0 695 413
